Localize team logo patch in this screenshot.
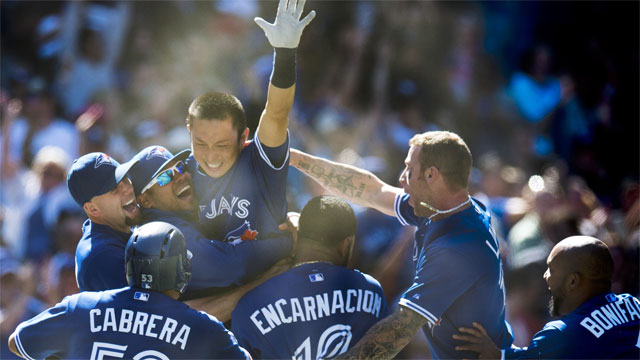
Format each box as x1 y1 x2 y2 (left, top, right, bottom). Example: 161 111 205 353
146 146 168 160
309 273 324 282
134 292 150 301
94 154 113 168
225 220 258 243
412 294 420 300
605 293 617 303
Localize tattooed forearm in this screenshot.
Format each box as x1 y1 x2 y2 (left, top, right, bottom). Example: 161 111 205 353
336 307 427 360
295 159 368 200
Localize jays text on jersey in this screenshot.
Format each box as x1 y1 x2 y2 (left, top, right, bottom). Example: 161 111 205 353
231 262 390 359
141 207 292 293
505 292 640 359
394 193 514 359
12 287 249 360
75 219 130 291
187 131 291 246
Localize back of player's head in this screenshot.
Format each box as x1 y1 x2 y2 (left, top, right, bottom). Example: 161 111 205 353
186 92 246 141
298 196 356 247
409 131 472 191
125 222 192 293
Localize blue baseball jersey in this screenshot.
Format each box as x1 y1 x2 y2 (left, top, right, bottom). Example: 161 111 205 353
187 132 291 246
12 287 250 360
394 193 513 359
141 208 292 292
231 262 390 359
505 292 640 359
75 219 130 291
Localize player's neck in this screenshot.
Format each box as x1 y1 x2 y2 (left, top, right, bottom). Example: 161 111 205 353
294 242 344 267
161 290 181 300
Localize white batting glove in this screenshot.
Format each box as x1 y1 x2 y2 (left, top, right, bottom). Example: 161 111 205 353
254 0 316 49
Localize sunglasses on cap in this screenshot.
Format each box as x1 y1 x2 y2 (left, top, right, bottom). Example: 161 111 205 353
141 161 186 194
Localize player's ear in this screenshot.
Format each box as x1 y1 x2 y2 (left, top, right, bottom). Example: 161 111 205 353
240 127 250 145
567 272 581 290
83 201 100 218
424 166 438 182
341 235 356 268
137 193 153 209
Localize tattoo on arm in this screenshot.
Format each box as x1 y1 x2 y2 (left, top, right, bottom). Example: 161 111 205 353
295 160 365 199
336 307 427 360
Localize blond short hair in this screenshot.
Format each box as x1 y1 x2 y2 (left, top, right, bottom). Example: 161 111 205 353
409 131 472 191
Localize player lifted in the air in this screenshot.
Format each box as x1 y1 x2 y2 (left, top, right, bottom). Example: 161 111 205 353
184 0 315 249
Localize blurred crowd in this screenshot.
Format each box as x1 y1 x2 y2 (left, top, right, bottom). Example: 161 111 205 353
1 1 638 358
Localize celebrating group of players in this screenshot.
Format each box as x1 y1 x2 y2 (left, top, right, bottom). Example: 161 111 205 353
7 1 640 359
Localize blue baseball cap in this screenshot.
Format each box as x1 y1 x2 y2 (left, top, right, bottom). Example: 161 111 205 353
128 146 191 197
67 152 138 206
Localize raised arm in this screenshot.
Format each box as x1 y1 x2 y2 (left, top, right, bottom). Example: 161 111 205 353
336 307 428 359
290 148 402 217
254 0 315 147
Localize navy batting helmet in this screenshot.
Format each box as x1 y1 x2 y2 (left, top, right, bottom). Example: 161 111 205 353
125 222 192 293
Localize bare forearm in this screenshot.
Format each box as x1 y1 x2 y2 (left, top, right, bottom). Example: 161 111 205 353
256 84 295 147
337 307 426 359
290 149 390 212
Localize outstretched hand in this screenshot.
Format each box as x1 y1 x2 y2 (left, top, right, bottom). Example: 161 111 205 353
452 322 502 359
254 0 316 49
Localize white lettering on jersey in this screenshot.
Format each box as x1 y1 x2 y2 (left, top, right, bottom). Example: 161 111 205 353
251 290 383 334
580 295 640 338
235 199 250 218
88 308 191 349
204 196 251 219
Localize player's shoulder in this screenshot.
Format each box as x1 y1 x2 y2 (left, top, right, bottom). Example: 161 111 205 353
341 267 384 289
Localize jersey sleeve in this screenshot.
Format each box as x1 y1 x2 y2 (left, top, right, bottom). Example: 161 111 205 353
77 244 127 291
504 325 567 359
13 298 73 359
398 246 479 325
394 192 423 227
198 312 252 359
231 302 280 359
253 129 290 171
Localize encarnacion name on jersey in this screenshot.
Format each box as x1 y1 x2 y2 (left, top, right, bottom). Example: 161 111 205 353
250 289 384 335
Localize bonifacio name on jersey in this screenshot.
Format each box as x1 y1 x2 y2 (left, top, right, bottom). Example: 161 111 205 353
579 295 640 338
89 308 190 350
250 289 384 335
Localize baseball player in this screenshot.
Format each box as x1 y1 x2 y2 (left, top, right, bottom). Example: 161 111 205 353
231 195 390 359
185 0 315 247
290 131 513 359
67 152 140 291
128 145 292 296
8 221 251 360
454 236 640 359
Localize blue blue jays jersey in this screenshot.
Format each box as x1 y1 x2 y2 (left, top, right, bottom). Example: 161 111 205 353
75 219 130 291
141 208 292 292
187 132 291 246
12 287 250 360
394 193 513 359
505 292 640 359
231 262 389 359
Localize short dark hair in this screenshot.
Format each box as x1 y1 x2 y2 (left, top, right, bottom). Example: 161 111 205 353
186 92 246 141
298 196 356 247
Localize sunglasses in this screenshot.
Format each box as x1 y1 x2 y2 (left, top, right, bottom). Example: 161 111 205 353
141 161 186 194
